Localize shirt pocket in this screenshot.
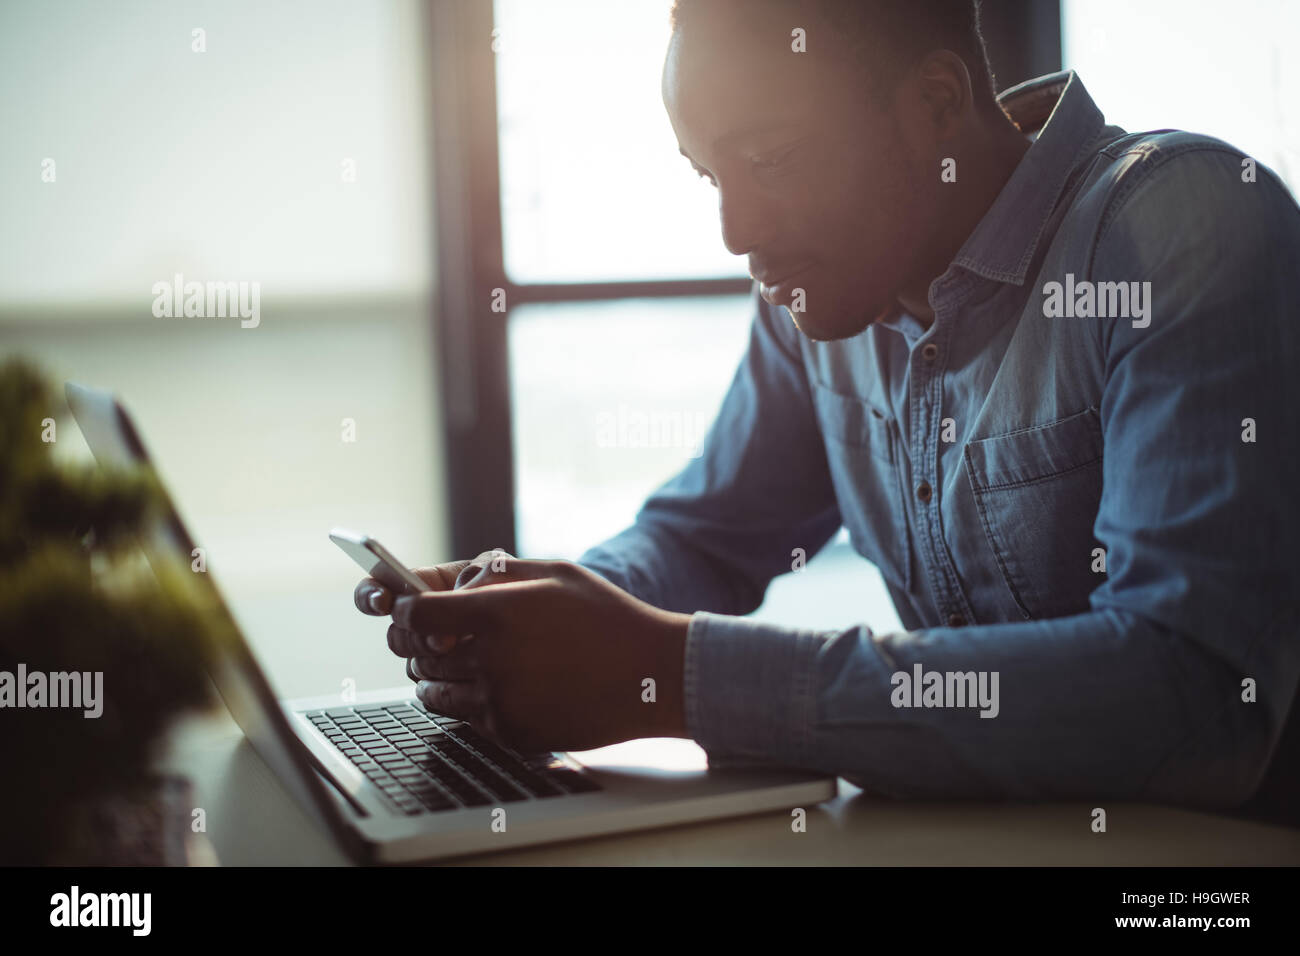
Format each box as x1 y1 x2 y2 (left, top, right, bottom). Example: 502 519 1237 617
810 382 913 592
963 406 1105 620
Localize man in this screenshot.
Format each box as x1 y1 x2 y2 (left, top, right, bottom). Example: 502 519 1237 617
357 0 1300 814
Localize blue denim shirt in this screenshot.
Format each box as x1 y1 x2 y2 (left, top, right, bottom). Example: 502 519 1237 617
578 72 1300 809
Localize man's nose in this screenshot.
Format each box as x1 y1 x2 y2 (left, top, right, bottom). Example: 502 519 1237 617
717 185 776 257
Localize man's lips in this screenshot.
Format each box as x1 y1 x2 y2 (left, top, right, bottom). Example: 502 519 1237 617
754 262 815 306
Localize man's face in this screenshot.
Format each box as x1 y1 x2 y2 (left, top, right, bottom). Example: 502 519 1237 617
663 2 936 340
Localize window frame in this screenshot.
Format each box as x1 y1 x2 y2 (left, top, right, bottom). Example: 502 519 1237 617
423 0 1060 556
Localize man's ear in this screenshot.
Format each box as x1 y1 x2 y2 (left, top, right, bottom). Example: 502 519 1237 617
911 49 974 139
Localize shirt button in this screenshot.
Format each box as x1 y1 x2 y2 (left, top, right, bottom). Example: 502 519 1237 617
916 480 932 503
921 342 939 361
948 613 966 627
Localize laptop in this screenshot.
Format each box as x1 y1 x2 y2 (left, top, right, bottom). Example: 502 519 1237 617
65 382 838 863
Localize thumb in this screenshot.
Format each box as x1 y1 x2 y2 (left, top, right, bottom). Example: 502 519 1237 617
392 586 501 634
455 549 520 588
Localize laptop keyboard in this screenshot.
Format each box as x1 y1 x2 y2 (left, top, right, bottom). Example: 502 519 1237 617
304 700 602 816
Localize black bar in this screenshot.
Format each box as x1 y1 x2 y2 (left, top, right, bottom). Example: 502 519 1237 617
11 865 1291 938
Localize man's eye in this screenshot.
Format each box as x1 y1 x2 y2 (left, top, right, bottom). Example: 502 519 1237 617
751 144 802 178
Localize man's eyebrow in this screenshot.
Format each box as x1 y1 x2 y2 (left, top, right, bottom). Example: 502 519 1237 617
712 121 805 150
678 122 805 165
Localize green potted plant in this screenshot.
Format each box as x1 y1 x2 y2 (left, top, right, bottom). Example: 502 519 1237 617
0 359 233 864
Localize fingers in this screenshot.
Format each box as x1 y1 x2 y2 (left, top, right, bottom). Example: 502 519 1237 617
414 562 477 591
455 555 561 590
414 678 487 723
392 588 494 634
455 550 518 588
360 556 562 619
387 621 460 657
354 561 475 616
408 645 480 681
392 577 552 634
353 576 393 616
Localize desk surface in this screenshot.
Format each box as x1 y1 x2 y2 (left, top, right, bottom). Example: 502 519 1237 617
160 709 1300 866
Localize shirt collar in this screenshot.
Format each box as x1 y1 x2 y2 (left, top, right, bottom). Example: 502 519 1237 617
946 70 1107 287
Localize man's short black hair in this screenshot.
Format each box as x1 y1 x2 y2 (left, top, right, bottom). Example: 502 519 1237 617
670 0 1002 116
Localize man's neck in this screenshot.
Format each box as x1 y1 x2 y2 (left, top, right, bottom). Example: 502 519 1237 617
897 120 1032 328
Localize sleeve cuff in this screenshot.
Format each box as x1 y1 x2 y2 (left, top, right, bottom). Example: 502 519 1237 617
683 611 829 769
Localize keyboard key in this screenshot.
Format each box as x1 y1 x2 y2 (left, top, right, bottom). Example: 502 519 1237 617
547 768 602 794
453 789 492 807
509 771 564 797
451 730 539 776
431 744 529 802
419 793 457 812
421 765 489 802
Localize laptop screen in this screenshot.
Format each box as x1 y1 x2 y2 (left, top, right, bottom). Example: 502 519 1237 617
64 382 354 839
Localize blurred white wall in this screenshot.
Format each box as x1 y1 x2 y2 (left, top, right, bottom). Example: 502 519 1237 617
0 0 446 697
1064 0 1299 193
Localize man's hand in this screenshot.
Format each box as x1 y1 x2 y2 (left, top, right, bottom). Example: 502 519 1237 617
353 556 690 753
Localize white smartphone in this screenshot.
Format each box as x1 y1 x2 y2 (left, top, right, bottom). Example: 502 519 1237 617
329 527 430 596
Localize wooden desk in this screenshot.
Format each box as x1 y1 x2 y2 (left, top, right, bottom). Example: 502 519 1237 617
159 709 1300 866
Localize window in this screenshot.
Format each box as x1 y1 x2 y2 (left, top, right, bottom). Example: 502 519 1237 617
0 0 443 697
491 0 900 630
494 0 744 283
1063 0 1299 193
